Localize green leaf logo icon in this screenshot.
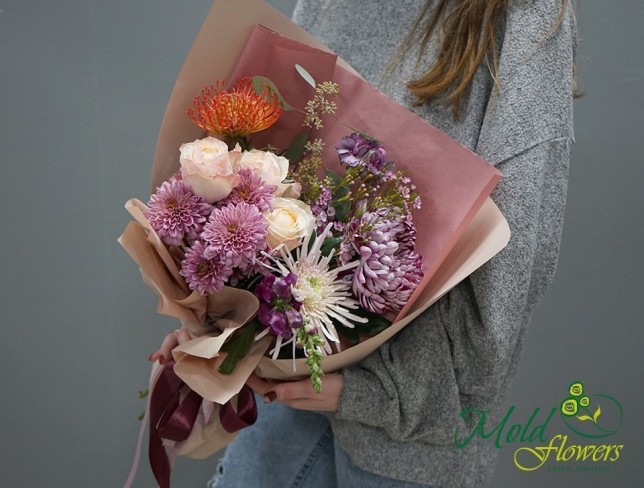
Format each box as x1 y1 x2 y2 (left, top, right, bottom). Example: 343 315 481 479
593 405 601 423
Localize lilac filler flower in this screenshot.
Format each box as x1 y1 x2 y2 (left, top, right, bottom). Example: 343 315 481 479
219 168 276 213
180 240 233 295
201 202 269 267
144 178 212 246
310 185 334 234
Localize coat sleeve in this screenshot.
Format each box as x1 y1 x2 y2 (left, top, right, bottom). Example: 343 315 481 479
333 136 572 444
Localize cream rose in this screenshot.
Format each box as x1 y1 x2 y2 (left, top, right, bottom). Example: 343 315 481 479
239 149 289 190
265 198 315 251
179 137 241 203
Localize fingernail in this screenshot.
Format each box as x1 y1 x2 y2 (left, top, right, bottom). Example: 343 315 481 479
263 391 276 403
148 354 155 362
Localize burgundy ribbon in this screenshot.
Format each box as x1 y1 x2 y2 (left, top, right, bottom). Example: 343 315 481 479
219 385 258 433
148 360 258 488
148 359 183 488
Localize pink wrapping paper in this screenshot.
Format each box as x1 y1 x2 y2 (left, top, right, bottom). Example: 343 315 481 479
122 0 511 462
227 24 502 317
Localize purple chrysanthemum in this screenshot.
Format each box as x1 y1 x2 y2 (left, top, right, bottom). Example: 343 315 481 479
336 133 388 175
382 252 423 311
201 202 268 267
180 240 233 295
145 177 212 246
351 213 423 314
219 168 276 212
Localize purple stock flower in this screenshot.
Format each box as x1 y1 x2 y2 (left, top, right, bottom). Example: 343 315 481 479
254 273 302 339
201 202 268 267
336 133 389 175
145 177 212 246
219 168 276 212
180 240 233 295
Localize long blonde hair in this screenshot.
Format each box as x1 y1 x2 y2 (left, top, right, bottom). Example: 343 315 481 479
388 0 571 116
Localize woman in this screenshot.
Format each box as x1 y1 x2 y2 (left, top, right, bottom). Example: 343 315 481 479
153 0 576 486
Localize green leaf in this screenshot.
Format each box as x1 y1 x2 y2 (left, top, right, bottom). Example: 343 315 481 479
326 170 351 222
350 309 392 334
252 76 293 110
137 389 149 399
306 229 318 255
320 237 342 257
283 132 309 164
593 405 601 423
218 319 260 375
576 415 594 422
295 64 316 88
337 324 360 346
336 309 393 345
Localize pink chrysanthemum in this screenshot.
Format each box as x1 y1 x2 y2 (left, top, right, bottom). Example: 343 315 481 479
145 178 212 246
180 240 233 295
201 202 268 267
219 168 276 212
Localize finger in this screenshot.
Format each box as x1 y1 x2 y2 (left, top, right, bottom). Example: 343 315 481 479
245 373 274 396
158 331 180 360
176 328 192 345
270 378 318 402
279 399 321 411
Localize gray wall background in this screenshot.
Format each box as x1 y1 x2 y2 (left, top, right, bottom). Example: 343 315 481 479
1 1 642 486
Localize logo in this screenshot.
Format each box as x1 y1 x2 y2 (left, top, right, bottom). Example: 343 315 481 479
454 380 624 473
559 381 623 439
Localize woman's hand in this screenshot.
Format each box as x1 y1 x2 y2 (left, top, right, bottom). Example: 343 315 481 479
148 328 192 364
245 372 343 413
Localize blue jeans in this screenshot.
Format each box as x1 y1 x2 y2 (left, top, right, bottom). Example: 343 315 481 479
207 396 436 488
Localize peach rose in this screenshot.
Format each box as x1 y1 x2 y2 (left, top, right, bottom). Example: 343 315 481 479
179 137 241 203
265 198 315 251
239 149 289 189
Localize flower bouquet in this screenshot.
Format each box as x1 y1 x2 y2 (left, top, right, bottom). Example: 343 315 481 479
119 0 510 486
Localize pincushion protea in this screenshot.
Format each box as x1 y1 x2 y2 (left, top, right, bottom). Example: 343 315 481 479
188 78 283 140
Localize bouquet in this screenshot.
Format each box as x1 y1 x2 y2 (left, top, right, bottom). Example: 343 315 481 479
142 72 424 391
119 1 510 486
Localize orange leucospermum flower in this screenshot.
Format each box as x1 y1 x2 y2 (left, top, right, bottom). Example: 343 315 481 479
188 78 283 139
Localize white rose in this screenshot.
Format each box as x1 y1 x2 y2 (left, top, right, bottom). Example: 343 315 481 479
179 137 241 203
265 198 315 251
239 149 289 190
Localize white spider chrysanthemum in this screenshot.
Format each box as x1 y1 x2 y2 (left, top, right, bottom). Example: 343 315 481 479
265 223 367 353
